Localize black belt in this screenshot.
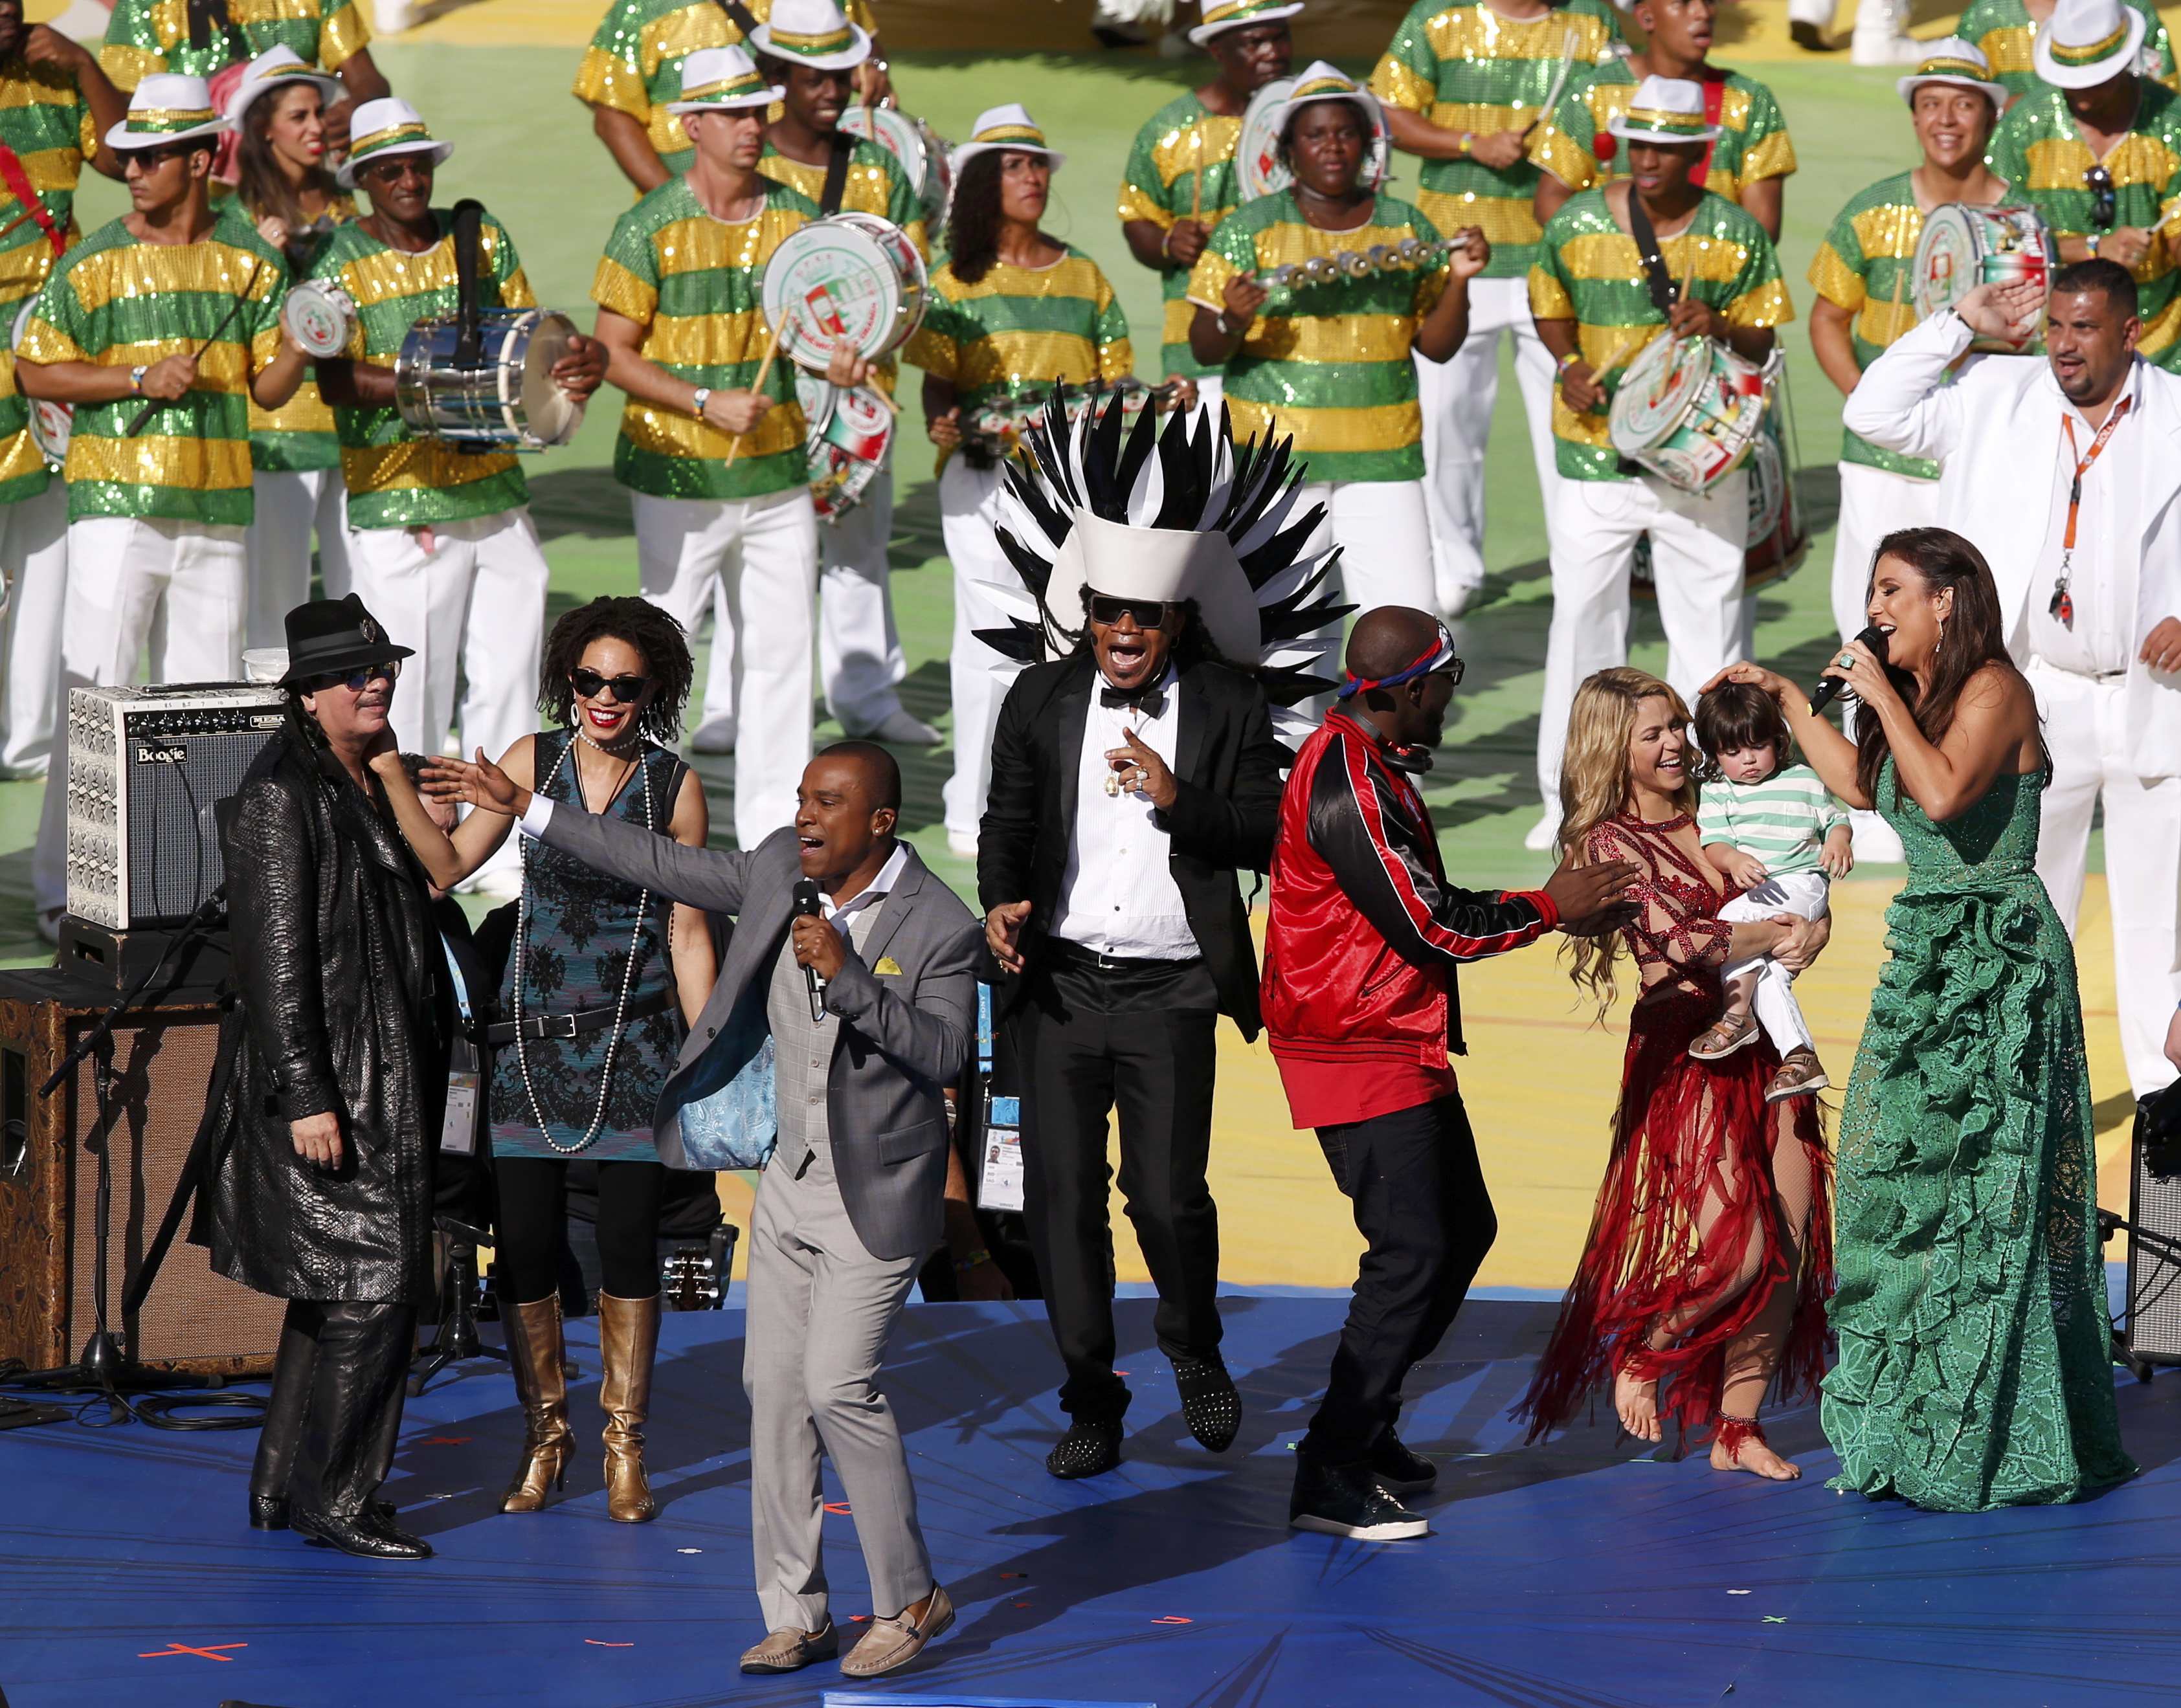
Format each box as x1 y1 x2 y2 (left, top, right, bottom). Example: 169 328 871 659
482 987 673 1046
1042 937 1202 974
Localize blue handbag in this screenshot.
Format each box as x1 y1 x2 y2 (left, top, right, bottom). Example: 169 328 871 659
671 1006 778 1171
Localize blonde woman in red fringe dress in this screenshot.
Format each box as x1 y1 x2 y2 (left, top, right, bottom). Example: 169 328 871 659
1515 667 1834 1481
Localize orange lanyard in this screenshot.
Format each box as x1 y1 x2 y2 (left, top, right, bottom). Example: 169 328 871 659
2053 397 2131 627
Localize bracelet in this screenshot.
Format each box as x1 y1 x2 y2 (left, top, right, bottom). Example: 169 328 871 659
954 1248 992 1274
691 385 711 419
1458 131 1474 157
1555 351 1580 373
1216 309 1244 337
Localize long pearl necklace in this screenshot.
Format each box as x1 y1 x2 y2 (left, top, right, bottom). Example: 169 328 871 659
512 728 654 1155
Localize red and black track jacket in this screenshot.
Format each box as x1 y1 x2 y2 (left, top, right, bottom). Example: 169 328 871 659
1262 711 1558 1078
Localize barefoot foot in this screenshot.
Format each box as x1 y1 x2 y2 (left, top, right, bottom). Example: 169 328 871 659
1711 1434 1801 1480
1613 1367 1662 1443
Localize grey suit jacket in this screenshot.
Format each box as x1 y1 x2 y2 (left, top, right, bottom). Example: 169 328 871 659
535 813 983 1262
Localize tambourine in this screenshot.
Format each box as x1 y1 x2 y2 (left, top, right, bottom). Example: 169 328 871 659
282 279 359 360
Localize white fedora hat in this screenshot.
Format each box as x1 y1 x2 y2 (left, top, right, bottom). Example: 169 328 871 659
106 73 229 152
1188 0 1305 48
336 97 454 188
666 45 783 115
1606 75 1722 145
225 45 340 133
748 0 871 72
2032 0 2147 89
1897 38 2009 109
954 104 1066 174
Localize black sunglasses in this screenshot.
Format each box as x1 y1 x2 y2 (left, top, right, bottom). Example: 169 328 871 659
570 667 652 704
308 658 401 693
1431 656 1467 689
1085 593 1174 629
2086 163 2117 229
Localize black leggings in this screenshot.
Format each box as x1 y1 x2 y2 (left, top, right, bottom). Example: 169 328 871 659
493 1157 665 1303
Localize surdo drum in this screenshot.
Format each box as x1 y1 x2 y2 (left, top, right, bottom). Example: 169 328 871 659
1910 203 2055 354
393 307 585 451
761 211 929 373
1608 333 1768 494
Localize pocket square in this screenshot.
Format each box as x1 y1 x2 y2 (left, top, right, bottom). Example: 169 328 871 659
874 957 904 976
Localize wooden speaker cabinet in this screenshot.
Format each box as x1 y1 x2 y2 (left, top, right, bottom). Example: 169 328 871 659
0 967 283 1377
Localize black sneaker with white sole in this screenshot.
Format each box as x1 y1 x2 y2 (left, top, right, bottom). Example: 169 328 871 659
1288 1458 1429 1540
1369 1429 1438 1493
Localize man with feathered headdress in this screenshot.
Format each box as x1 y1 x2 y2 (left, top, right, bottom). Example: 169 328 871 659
975 394 1344 1479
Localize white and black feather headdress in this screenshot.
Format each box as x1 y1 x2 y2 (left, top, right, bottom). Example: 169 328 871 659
978 390 1352 747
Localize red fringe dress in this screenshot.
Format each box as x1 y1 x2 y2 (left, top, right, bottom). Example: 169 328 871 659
1516 813 1835 1448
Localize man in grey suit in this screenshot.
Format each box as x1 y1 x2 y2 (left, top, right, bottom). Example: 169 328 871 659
429 738 979 1681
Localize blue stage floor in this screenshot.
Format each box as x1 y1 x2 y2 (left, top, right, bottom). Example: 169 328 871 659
3 1294 2176 1708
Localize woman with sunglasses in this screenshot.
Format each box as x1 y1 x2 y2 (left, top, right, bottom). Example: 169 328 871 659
375 595 716 1525
229 48 358 649
1187 62 1484 624
906 105 1150 858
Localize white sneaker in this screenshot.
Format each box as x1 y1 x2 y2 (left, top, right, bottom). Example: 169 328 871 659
1523 812 1561 853
853 709 943 747
689 716 735 755
1440 576 1487 621
946 830 978 860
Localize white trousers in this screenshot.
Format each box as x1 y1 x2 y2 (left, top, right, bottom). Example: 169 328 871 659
634 486 818 847
1717 869 1831 1057
1296 476 1436 618
32 515 248 911
1829 461 1942 647
697 467 909 740
1415 275 1561 616
1537 471 1748 806
2031 660 2181 1098
0 482 70 776
247 468 352 651
940 454 1016 840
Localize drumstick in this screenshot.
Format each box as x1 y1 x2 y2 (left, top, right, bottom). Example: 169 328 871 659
125 256 264 438
722 322 782 470
1528 25 1583 137
1191 129 1204 225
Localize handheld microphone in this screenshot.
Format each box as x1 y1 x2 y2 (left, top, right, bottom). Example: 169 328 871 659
1809 625 1890 717
792 876 826 1023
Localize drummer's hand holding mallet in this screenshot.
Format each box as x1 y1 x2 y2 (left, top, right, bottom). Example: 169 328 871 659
548 331 607 404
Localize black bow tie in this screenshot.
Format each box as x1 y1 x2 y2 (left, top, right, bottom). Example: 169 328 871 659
1099 686 1165 718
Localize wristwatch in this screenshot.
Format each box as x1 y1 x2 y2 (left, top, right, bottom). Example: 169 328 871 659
691 386 711 419
129 364 147 395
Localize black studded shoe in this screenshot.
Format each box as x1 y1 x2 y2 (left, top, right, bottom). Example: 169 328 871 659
1172 1353 1241 1453
1044 1415 1123 1480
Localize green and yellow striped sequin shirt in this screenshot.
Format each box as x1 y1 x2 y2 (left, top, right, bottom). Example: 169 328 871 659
100 0 371 90
1528 61 1796 206
595 175 814 503
0 56 98 507
308 208 535 529
19 216 286 526
1807 172 1939 481
1528 187 1792 481
1987 80 2181 368
1117 91 1248 378
573 0 878 178
1187 190 1451 484
1369 0 1622 280
1958 0 2175 101
905 246 1133 425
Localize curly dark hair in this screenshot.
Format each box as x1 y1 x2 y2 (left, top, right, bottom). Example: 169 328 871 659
945 151 1007 285
537 596 693 746
1692 680 1793 784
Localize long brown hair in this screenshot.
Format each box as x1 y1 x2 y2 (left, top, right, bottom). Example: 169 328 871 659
945 151 1007 285
1558 667 1692 1013
1853 527 2043 801
235 82 341 265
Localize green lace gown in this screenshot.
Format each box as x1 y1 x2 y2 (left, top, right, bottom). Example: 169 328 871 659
1822 762 2135 1510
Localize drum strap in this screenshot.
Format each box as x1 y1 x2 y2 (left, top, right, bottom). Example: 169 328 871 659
716 0 763 36
451 199 486 368
820 132 855 216
0 144 65 258
1624 188 1681 316
185 0 242 55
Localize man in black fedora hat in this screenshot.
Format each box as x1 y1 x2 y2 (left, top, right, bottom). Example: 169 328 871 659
195 593 452 1560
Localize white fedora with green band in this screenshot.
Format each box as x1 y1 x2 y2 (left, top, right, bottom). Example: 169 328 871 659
953 104 1066 174
1896 38 2009 108
105 73 229 153
336 98 455 189
2031 0 2147 90
748 0 871 72
1187 0 1304 48
666 45 783 115
226 45 341 135
1606 74 1723 146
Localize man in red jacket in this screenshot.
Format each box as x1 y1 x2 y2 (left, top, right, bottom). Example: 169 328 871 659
1264 606 1635 1540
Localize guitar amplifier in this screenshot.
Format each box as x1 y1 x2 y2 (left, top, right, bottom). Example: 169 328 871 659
63 683 285 931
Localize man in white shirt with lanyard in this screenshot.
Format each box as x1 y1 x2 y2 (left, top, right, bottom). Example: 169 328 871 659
1844 259 2181 1102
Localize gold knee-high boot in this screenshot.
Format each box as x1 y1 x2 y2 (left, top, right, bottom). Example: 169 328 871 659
598 1291 661 1524
501 1296 575 1513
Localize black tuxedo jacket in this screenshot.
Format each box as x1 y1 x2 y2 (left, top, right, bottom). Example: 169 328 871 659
977 653 1286 1038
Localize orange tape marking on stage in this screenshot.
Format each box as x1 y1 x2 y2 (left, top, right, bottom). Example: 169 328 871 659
140 1641 247 1661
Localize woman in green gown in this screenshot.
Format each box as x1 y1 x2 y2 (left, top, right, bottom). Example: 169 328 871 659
1712 526 2133 1511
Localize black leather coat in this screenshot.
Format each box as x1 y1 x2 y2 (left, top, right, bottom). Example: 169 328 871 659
193 720 447 1303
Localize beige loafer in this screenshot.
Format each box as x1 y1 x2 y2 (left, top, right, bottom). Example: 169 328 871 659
840 1583 954 1679
738 1621 838 1674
